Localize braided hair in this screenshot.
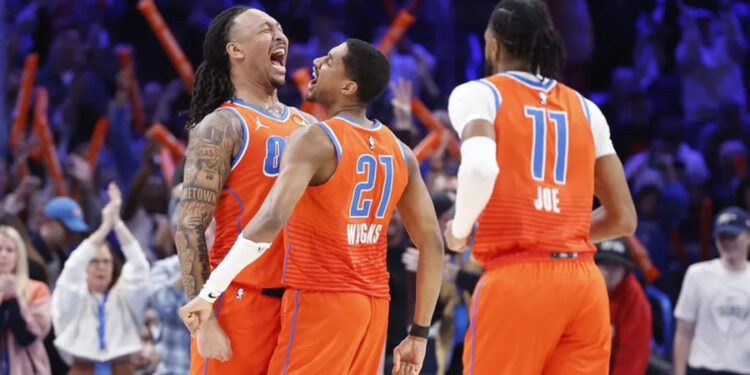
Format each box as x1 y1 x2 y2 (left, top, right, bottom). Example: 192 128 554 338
488 0 565 78
186 6 250 130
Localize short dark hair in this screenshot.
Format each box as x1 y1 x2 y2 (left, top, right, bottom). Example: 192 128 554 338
342 39 390 104
488 0 565 78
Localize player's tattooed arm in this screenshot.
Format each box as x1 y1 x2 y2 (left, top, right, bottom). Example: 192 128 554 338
175 110 241 299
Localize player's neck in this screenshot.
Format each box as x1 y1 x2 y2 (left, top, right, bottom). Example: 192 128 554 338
496 59 532 76
329 104 371 128
232 78 283 113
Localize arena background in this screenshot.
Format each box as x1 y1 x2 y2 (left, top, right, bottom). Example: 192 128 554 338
1 0 749 374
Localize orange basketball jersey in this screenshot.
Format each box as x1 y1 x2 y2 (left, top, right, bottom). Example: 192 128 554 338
211 98 311 289
282 115 409 299
472 73 597 266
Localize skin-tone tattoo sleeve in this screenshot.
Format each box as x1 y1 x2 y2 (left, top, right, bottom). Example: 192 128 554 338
175 110 241 298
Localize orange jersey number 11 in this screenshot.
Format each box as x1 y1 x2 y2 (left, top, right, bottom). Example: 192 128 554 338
524 106 569 214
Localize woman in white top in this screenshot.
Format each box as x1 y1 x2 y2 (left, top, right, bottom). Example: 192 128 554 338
51 183 150 375
674 206 750 375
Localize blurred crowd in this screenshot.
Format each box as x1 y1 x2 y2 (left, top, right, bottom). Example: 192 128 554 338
2 0 750 374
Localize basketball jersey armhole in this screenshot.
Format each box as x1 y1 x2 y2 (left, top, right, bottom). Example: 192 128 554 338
386 128 409 171
311 121 342 187
575 91 592 126
214 106 250 170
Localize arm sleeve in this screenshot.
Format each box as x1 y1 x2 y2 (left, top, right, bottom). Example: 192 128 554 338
451 138 500 238
5 298 37 347
16 284 52 340
584 98 616 158
117 241 151 325
674 266 699 322
51 240 98 332
448 81 500 136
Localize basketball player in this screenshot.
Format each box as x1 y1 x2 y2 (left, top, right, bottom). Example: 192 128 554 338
175 6 316 375
443 1 636 374
180 39 444 375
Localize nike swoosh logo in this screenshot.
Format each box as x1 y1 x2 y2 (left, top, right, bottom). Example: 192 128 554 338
208 292 218 299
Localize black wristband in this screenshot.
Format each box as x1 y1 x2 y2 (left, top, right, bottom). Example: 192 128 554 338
409 323 430 339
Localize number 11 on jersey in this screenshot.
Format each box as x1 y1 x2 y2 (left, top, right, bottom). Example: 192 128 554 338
525 106 568 213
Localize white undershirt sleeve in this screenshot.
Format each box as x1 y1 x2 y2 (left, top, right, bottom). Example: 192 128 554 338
451 137 499 238
583 98 616 158
448 80 501 136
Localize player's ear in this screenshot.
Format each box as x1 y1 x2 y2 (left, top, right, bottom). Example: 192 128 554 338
342 79 358 99
226 42 244 60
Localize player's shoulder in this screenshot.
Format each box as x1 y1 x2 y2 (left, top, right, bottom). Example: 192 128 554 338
288 121 338 156
190 108 243 140
449 78 498 98
448 78 502 113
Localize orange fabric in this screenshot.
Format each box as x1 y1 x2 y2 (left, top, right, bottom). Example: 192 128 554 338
472 75 596 267
282 117 409 299
211 101 310 289
189 285 281 375
463 258 611 375
267 290 388 375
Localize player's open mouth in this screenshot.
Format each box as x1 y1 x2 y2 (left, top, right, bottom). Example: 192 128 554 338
308 65 319 91
270 47 286 74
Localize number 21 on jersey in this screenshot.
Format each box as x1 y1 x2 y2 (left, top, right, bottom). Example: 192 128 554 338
349 154 394 218
524 106 568 213
346 154 394 245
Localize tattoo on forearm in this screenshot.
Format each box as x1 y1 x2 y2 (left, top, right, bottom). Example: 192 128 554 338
175 111 241 298
182 187 219 203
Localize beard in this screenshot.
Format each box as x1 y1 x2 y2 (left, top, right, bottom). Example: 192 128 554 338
484 57 494 77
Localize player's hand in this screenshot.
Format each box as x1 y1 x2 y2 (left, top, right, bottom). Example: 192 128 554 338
196 317 232 361
392 335 427 375
444 220 469 253
178 296 214 334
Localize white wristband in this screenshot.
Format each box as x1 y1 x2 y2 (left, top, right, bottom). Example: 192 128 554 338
198 235 271 303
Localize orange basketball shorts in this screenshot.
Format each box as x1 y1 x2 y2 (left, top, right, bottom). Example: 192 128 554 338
267 289 388 375
463 253 611 375
189 284 282 375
